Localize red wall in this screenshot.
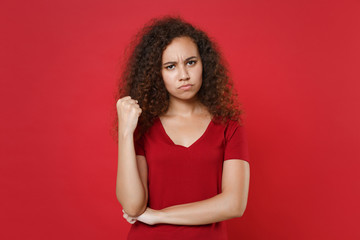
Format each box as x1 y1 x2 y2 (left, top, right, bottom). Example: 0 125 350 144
1 0 359 239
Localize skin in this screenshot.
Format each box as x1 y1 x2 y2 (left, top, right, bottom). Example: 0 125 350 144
116 96 147 217
120 36 250 225
159 36 212 148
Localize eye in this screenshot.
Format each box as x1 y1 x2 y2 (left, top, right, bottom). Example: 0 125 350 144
165 65 175 70
187 60 196 66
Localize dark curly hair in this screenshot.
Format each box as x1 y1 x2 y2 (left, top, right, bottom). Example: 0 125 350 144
111 15 244 142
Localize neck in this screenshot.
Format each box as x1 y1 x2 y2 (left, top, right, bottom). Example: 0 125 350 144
166 95 206 117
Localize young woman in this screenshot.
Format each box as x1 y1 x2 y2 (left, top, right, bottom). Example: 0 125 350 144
114 16 250 240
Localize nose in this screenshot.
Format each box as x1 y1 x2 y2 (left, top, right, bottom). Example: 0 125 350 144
179 65 190 80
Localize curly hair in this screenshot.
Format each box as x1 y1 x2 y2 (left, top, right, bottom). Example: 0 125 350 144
111 15 244 142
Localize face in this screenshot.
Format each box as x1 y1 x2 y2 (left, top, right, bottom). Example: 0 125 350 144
161 36 203 102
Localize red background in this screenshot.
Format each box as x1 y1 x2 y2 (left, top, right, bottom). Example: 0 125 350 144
1 0 359 239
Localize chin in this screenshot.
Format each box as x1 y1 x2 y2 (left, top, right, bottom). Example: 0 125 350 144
169 88 201 101
178 94 199 101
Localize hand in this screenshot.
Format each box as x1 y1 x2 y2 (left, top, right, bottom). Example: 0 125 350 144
137 207 162 225
122 208 161 226
116 96 142 135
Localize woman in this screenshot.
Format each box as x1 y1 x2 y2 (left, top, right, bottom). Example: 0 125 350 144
114 16 250 240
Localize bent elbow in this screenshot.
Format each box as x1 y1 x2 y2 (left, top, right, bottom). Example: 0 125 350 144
231 206 246 218
120 202 147 217
237 207 246 218
229 200 247 218
124 207 146 218
116 195 147 217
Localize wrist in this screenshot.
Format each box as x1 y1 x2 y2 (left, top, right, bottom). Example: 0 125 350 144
118 129 134 139
155 209 166 224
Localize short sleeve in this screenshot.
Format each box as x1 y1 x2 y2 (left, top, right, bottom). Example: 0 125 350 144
133 127 145 156
224 120 250 162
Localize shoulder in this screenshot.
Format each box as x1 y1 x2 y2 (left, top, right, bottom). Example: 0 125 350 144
215 117 243 130
209 117 245 140
219 118 246 141
225 119 242 129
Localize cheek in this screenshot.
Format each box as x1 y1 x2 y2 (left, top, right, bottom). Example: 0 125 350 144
193 66 203 80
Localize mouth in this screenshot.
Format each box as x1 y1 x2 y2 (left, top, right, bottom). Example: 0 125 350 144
179 84 193 89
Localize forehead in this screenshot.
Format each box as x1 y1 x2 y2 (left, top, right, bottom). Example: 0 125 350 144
162 37 199 61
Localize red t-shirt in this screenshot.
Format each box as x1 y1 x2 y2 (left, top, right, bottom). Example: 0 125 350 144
127 117 250 240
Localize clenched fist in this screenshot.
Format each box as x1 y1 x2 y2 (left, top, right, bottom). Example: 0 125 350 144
116 96 142 135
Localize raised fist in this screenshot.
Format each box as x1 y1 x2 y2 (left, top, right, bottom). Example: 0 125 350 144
116 96 142 135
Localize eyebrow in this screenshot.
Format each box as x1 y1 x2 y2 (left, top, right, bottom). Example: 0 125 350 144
163 56 198 66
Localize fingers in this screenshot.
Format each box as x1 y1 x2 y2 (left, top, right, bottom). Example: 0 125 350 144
122 209 137 224
117 97 141 111
117 96 142 112
118 96 139 104
125 98 138 104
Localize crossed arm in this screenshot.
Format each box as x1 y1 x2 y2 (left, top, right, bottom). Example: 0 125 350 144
123 159 250 225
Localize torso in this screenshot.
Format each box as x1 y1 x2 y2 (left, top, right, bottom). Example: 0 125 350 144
129 111 248 240
158 111 213 148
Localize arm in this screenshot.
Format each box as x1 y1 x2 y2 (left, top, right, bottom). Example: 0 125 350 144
116 134 148 217
115 97 148 217
154 159 250 225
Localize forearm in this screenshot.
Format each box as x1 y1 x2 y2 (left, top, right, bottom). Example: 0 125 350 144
158 193 239 225
116 131 146 216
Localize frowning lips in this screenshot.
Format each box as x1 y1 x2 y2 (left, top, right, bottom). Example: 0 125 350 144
178 84 193 89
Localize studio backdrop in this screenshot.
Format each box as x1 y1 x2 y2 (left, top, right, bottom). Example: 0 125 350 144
1 0 359 239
